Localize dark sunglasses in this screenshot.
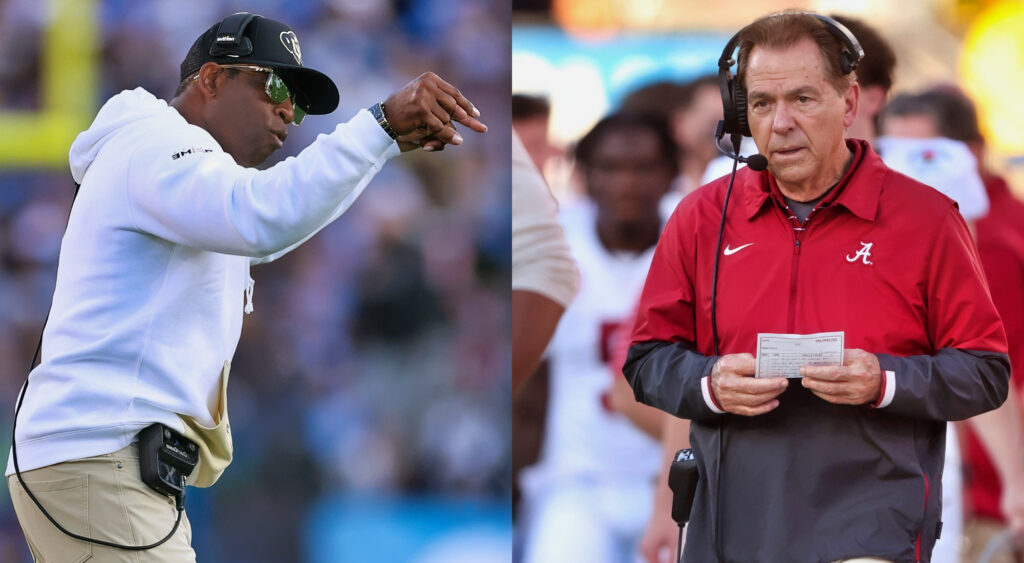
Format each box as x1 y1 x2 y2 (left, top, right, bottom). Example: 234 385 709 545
213 64 307 125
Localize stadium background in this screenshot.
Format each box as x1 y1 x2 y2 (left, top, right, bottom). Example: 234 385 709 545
0 0 511 561
2 0 1023 561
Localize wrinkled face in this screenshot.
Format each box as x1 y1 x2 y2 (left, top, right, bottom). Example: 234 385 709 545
745 38 858 193
201 65 296 167
584 128 673 227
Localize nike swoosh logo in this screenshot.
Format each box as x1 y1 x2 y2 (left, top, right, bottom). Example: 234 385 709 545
723 243 754 256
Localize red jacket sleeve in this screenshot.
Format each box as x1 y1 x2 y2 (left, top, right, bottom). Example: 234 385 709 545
624 206 722 421
876 206 1009 421
631 208 698 346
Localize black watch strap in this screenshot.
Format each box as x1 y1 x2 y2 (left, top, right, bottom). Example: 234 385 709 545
369 102 399 140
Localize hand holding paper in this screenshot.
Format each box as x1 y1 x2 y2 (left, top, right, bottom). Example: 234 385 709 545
709 353 788 417
800 348 884 406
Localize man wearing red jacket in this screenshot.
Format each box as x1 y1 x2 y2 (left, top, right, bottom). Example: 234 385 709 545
624 11 1009 562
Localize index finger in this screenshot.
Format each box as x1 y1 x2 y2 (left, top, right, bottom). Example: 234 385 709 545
452 113 488 133
454 113 489 133
732 376 788 395
801 365 848 381
717 353 757 376
433 77 478 116
434 80 488 133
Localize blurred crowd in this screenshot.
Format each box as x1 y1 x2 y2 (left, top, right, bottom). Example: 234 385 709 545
0 0 511 561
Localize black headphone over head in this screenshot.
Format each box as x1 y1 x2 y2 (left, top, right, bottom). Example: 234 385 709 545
717 13 865 138
209 12 259 58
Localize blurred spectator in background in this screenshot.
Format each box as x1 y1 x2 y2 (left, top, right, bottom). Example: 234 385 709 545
510 129 578 563
511 127 579 393
831 14 896 144
517 112 674 563
619 81 690 131
879 92 989 222
0 2 510 562
620 76 721 216
513 94 561 173
666 75 722 199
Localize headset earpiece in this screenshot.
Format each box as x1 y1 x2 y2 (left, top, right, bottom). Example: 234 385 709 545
838 50 858 75
209 12 258 58
717 34 744 138
718 71 736 136
811 14 864 75
718 69 750 138
732 83 749 137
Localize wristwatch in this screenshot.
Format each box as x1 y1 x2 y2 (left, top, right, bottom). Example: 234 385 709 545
369 101 399 140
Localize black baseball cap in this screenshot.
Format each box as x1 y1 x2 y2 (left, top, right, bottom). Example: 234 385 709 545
180 13 339 115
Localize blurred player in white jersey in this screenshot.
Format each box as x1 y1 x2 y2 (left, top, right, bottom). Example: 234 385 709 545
519 112 677 563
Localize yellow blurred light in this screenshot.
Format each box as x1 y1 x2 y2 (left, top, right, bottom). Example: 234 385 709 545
959 1 1024 156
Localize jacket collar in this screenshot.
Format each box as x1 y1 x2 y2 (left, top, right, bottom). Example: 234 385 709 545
740 139 887 222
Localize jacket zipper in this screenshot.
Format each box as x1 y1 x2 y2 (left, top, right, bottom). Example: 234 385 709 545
788 230 803 332
784 203 807 333
915 473 929 562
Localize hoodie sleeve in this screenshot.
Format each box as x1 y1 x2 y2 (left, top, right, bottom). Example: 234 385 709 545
124 109 399 258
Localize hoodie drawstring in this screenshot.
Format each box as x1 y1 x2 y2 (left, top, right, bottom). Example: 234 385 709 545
244 276 255 314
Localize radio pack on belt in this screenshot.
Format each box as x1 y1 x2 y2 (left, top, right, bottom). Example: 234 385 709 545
138 423 199 501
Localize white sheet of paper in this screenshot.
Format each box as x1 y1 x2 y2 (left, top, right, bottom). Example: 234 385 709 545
755 332 844 378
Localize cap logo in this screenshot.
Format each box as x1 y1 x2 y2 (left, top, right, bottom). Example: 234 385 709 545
279 31 302 65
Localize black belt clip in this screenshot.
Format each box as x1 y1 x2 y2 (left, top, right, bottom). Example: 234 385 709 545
138 423 199 504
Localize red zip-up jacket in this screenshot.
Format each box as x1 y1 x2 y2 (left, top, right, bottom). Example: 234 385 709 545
624 140 1009 563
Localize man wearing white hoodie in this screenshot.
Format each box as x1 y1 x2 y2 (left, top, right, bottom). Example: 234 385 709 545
6 12 486 562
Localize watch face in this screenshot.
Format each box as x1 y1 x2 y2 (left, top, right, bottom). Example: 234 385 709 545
371 102 398 139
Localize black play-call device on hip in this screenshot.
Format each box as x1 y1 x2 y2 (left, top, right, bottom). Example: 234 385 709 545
138 423 199 501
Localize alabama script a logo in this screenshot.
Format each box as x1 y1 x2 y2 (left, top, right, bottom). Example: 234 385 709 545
845 241 874 265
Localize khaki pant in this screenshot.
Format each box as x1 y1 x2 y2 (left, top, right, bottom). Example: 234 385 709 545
9 444 195 562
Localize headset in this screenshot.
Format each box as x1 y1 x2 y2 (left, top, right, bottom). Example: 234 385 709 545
209 12 258 58
706 14 864 562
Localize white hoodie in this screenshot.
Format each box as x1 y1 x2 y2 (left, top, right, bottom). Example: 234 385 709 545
7 88 398 476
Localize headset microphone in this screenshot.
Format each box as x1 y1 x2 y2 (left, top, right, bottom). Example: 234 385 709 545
714 120 767 172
